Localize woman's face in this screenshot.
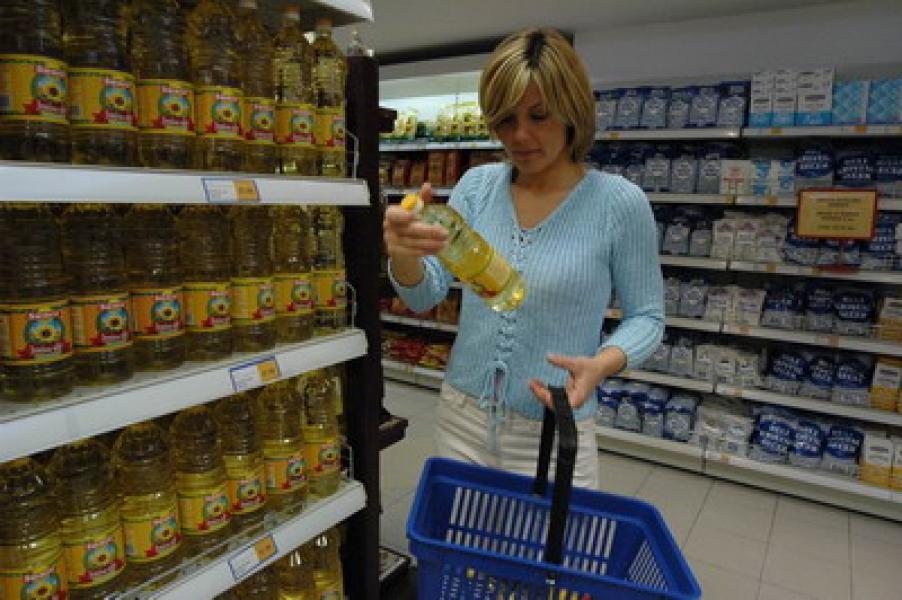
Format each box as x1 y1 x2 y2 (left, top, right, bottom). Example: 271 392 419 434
494 82 571 178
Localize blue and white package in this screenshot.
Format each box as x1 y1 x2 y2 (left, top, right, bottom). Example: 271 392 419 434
596 380 623 427
799 354 835 399
821 424 864 476
669 335 695 377
664 277 681 315
761 286 804 330
831 355 873 406
750 409 795 464
689 85 720 128
875 154 902 198
804 285 834 332
669 147 699 194
766 350 807 395
832 288 874 337
643 146 672 192
643 338 672 373
862 211 899 269
689 223 713 257
789 418 827 469
615 382 647 431
640 387 668 437
752 160 772 196
595 89 620 131
679 279 708 319
664 394 698 442
783 218 820 265
835 150 875 188
614 87 646 129
795 145 835 189
818 239 861 268
716 81 749 127
832 80 869 125
668 86 697 129
640 87 670 129
866 79 902 124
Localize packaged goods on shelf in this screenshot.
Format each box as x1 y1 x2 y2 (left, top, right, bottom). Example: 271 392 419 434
832 80 870 125
668 86 697 129
717 82 750 127
689 85 720 128
614 87 645 129
892 439 902 489
640 87 670 129
860 433 895 487
594 90 619 131
772 69 798 127
719 160 754 194
866 79 902 124
749 71 775 127
796 68 834 126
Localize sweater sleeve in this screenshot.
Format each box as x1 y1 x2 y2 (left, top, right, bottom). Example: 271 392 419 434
601 180 665 368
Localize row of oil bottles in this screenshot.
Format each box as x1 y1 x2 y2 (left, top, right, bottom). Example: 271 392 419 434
0 369 346 600
0 0 348 177
0 202 347 402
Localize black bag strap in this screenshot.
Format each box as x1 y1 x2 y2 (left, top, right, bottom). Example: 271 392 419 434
532 386 577 566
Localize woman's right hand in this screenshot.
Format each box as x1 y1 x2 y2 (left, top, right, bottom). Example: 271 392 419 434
383 182 448 259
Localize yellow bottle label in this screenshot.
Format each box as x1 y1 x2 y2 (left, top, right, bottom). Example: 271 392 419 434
67 67 137 130
0 54 68 124
305 439 341 478
62 524 126 589
469 251 513 299
184 282 231 333
70 293 131 353
130 288 185 340
263 452 307 495
230 278 276 326
314 107 345 149
0 551 68 600
275 102 314 147
178 483 231 536
121 502 182 563
195 85 242 139
241 96 275 145
312 270 347 309
136 78 194 135
223 455 266 515
0 301 74 365
274 273 315 316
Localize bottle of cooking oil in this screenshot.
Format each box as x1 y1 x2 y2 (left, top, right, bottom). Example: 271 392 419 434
48 439 127 599
186 0 244 171
234 562 278 599
311 528 343 599
215 392 266 531
273 206 315 343
0 0 70 162
256 380 307 513
327 364 346 435
124 205 186 370
112 422 183 588
0 203 75 401
130 0 195 169
401 193 527 311
302 371 341 498
273 5 316 176
62 0 137 166
310 206 348 334
311 18 346 178
230 206 276 351
274 544 314 599
178 206 232 361
61 204 133 386
0 457 69 600
236 0 276 174
170 406 232 558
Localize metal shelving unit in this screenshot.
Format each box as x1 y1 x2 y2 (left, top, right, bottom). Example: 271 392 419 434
721 323 902 357
381 358 444 390
379 139 502 152
742 124 902 138
595 127 742 141
380 313 459 333
383 186 454 196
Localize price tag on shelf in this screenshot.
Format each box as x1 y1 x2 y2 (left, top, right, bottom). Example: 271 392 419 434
607 132 621 140
769 127 783 136
229 356 282 392
203 178 261 203
852 125 869 134
763 263 777 273
228 534 279 581
718 386 742 398
763 196 779 206
815 334 840 348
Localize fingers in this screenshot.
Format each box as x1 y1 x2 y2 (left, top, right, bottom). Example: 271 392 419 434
546 353 581 372
383 205 447 258
528 379 553 409
420 182 433 204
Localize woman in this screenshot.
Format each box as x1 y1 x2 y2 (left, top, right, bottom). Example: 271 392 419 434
383 28 664 488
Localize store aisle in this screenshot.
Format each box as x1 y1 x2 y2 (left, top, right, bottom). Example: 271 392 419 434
379 381 902 600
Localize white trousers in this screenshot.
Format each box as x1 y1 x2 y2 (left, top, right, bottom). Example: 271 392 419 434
434 382 600 489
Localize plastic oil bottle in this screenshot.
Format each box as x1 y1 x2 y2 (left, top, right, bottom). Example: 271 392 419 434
311 18 347 178
61 204 134 386
256 380 307 513
302 371 341 498
112 422 183 589
48 439 127 599
124 205 186 370
230 206 276 352
401 193 527 311
311 529 343 599
327 364 346 436
236 0 276 174
273 5 316 176
274 544 314 600
273 206 315 343
178 205 232 361
234 561 278 599
0 457 69 600
186 0 244 171
130 0 195 169
215 392 266 531
310 206 348 334
171 406 233 558
0 0 70 162
62 0 137 166
0 203 75 401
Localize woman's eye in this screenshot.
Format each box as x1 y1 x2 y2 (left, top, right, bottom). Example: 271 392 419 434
498 115 515 127
530 112 548 121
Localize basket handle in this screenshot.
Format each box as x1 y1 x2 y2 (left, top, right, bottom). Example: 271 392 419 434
533 385 577 566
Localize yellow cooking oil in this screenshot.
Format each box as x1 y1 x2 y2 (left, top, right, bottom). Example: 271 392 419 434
273 5 316 176
310 206 348 335
62 0 137 166
47 439 127 599
178 205 232 361
234 563 278 599
274 543 315 599
302 371 341 499
0 457 69 600
327 364 346 435
236 0 276 174
186 0 244 171
124 204 186 370
130 0 195 169
61 204 134 386
272 206 315 343
230 205 276 352
256 379 307 513
0 203 75 401
0 0 70 162
215 392 266 531
112 422 183 589
311 528 343 599
401 193 527 311
311 18 346 178
170 406 233 559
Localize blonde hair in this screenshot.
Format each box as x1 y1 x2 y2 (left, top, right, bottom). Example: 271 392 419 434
479 28 596 163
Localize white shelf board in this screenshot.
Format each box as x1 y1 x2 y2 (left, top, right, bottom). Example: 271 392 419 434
619 370 715 393
596 128 741 141
646 193 735 205
721 323 902 357
382 358 444 390
0 161 369 206
659 255 729 270
383 186 454 196
742 125 902 138
734 195 798 207
0 329 367 463
606 309 721 333
380 313 459 333
728 261 902 285
596 426 704 472
379 140 502 152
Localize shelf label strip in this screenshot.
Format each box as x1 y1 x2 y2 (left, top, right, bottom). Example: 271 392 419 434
203 178 261 203
229 355 282 392
228 534 278 581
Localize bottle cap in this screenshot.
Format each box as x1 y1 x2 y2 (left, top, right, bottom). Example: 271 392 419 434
400 193 424 213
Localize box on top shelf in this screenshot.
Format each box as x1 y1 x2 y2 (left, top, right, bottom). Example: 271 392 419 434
717 81 750 128
689 85 721 128
833 80 870 125
750 71 775 127
595 89 620 132
867 79 902 124
640 87 670 130
614 87 647 129
795 68 835 127
772 69 798 127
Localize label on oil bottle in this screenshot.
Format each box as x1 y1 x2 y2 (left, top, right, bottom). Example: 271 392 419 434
195 85 242 139
263 451 307 495
311 270 347 309
0 301 74 365
121 501 181 563
70 293 131 352
314 107 345 149
223 455 266 515
274 273 315 316
241 96 276 145
183 282 231 333
62 523 126 589
275 102 314 147
231 278 276 326
304 439 341 477
469 251 512 299
0 54 68 124
67 67 137 130
130 288 185 340
136 78 194 134
0 551 69 600
317 586 342 600
178 483 231 536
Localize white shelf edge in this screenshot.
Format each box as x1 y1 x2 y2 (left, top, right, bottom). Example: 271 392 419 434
0 329 368 463
595 128 741 141
742 125 901 138
619 369 715 393
605 310 721 333
734 195 798 207
721 324 902 357
659 255 729 270
383 186 454 196
728 261 902 285
596 426 703 459
380 313 459 333
382 358 444 390
379 140 502 152
646 193 734 205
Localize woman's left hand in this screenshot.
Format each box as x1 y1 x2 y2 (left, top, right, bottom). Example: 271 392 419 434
529 353 608 410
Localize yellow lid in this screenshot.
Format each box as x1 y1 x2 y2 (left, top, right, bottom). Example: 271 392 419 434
400 193 422 212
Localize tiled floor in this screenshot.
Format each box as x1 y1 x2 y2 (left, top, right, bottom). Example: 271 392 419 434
379 381 902 600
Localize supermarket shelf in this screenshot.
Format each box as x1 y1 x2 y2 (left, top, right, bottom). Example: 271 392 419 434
619 370 715 393
728 261 902 285
383 186 454 196
734 195 798 207
646 193 735 205
605 309 722 333
380 313 459 333
596 128 741 141
0 162 370 206
379 139 502 152
0 329 367 463
742 124 902 138
597 426 704 472
721 323 902 357
382 358 444 390
298 0 373 27
659 255 729 270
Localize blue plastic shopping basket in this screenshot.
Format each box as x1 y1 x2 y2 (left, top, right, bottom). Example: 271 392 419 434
407 386 701 599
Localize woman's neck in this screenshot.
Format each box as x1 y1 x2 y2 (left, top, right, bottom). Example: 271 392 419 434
514 157 585 193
